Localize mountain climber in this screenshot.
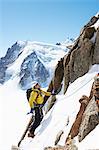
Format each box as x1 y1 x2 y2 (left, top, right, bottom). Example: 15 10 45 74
93 73 99 115
27 82 54 138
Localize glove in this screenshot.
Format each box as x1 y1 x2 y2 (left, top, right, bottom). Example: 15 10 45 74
51 89 57 96
51 92 56 96
27 108 34 115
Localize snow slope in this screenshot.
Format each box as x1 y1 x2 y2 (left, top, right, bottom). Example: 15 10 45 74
0 64 99 150
0 77 30 150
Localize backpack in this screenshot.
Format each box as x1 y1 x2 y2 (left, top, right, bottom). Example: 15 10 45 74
26 88 33 101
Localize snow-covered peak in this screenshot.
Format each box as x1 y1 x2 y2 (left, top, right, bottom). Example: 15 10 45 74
10 40 67 73
0 41 68 89
16 40 69 49
16 40 26 47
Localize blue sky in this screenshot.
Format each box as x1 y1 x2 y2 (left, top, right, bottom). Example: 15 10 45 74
0 0 99 57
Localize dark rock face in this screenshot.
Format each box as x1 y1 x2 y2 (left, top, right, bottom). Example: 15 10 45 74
19 52 49 89
45 58 64 94
69 38 93 82
43 80 53 105
63 54 71 93
78 96 99 142
93 28 99 64
0 42 23 65
65 81 99 143
53 58 64 92
66 95 89 142
84 15 99 28
82 27 96 40
43 58 64 104
63 15 99 93
0 66 7 84
0 42 23 83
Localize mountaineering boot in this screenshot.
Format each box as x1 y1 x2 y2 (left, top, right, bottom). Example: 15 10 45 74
28 132 35 138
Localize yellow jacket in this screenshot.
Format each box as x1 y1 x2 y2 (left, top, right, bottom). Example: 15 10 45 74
29 88 51 108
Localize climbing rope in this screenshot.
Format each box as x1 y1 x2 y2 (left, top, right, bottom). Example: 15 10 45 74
64 77 94 99
45 76 94 114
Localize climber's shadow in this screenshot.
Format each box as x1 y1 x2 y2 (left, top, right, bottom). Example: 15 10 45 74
36 113 52 135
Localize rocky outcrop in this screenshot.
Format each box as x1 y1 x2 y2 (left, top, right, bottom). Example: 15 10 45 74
65 81 99 143
63 54 71 93
92 27 99 64
53 58 64 93
44 146 64 150
69 38 93 83
65 136 78 150
46 15 99 95
66 95 89 142
84 15 99 28
78 96 99 142
44 137 78 150
44 58 64 104
81 27 95 40
63 15 99 93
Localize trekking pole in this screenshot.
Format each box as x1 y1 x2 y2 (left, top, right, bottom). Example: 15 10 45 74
18 115 34 147
11 115 34 150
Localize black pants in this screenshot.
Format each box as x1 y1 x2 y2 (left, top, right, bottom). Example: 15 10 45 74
30 106 43 134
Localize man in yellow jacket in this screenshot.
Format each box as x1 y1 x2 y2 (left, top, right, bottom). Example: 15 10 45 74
28 82 52 138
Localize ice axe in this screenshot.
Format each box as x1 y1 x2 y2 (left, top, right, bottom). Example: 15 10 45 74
11 115 34 150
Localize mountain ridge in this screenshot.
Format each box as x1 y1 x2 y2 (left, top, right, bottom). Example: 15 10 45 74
0 41 68 89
